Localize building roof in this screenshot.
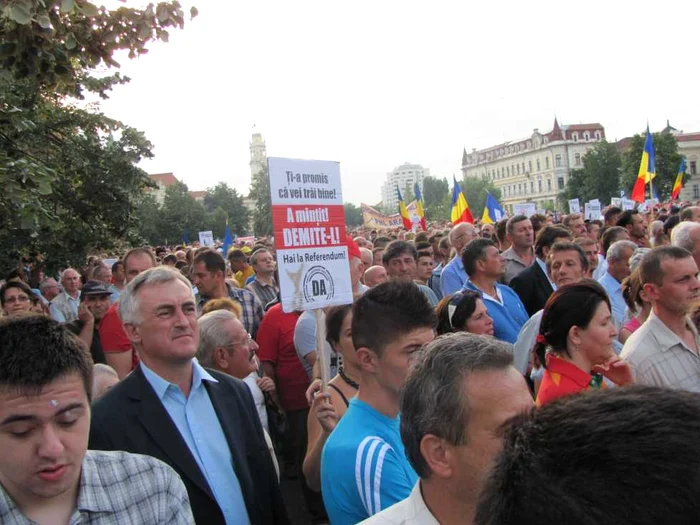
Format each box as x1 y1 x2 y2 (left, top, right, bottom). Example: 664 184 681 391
677 133 700 143
148 172 178 187
188 190 208 200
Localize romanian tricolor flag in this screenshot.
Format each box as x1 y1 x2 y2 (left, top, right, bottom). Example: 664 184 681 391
630 127 656 203
672 158 687 200
414 182 427 231
481 191 505 225
396 186 412 230
450 176 474 225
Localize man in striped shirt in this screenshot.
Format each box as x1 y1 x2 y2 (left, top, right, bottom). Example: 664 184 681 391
321 281 437 525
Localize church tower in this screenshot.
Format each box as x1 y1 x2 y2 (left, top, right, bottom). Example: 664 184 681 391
249 132 267 177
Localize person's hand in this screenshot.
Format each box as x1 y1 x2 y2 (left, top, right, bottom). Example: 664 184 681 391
306 378 322 405
311 391 339 434
78 303 94 324
592 356 634 386
256 377 276 395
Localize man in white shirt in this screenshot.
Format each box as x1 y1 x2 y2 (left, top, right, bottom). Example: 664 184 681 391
49 268 81 322
361 333 532 525
598 240 637 328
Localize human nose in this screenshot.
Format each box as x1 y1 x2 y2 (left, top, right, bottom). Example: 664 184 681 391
38 424 65 459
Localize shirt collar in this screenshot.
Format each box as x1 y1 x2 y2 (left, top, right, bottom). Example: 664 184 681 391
502 246 534 264
546 354 593 388
603 272 621 290
647 311 700 353
140 359 218 400
536 258 557 290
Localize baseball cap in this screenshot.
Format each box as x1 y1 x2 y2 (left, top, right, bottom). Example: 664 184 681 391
81 280 112 297
346 236 362 260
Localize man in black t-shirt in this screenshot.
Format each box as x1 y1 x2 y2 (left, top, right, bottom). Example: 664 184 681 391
66 280 110 364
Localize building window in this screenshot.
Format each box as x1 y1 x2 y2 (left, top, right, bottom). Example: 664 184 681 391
573 133 578 142
537 159 541 171
547 179 552 192
584 132 590 141
691 161 697 175
506 166 510 176
575 153 582 166
528 160 532 173
537 180 542 193
546 157 550 169
595 131 601 140
555 154 562 167
694 185 700 199
558 177 565 190
517 164 520 175
530 181 534 194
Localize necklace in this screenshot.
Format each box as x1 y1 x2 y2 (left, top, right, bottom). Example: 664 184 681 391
338 366 359 390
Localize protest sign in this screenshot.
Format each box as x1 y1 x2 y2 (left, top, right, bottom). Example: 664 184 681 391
622 198 636 211
584 201 601 221
568 198 580 214
198 231 214 247
610 198 622 208
361 203 404 229
513 202 537 217
268 157 353 314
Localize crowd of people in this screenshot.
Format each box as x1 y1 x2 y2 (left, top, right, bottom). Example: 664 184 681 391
2 201 700 524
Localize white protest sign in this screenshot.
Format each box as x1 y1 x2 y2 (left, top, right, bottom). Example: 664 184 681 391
568 198 581 214
512 202 537 218
584 201 601 220
622 199 636 211
198 231 214 247
268 157 353 313
610 198 622 208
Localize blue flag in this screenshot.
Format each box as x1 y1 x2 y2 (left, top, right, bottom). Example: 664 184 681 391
481 192 506 224
222 223 233 257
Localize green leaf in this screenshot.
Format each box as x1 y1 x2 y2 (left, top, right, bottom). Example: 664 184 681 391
60 0 75 13
190 6 198 19
7 3 32 25
80 2 98 17
65 33 76 50
36 13 52 28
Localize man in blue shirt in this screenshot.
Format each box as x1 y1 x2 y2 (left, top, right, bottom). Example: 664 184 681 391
461 238 528 344
598 240 637 328
90 266 287 525
321 281 437 525
441 223 479 296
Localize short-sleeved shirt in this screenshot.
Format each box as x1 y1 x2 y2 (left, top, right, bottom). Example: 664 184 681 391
235 266 256 288
501 246 535 285
621 311 700 392
321 398 418 525
0 450 194 524
255 303 309 411
98 302 139 371
67 319 106 365
293 310 337 380
197 284 264 338
536 354 605 406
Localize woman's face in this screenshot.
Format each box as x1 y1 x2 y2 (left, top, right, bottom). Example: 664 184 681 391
464 299 494 336
575 301 617 365
334 311 358 367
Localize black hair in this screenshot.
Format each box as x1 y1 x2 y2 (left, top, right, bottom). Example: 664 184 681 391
639 245 692 286
616 209 638 229
415 241 431 252
506 215 529 235
436 291 482 335
495 219 508 244
534 226 572 258
163 254 178 265
603 206 622 224
5 268 26 282
663 214 680 236
0 316 94 401
325 304 352 349
382 240 418 266
195 249 226 274
111 260 123 273
352 280 436 355
601 226 627 255
534 280 610 368
461 238 496 277
475 386 700 525
227 249 247 262
373 236 392 249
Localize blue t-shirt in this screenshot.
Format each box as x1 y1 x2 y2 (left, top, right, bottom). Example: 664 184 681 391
321 398 417 525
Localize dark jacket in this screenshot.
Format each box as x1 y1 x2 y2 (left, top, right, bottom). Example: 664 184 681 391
509 261 554 317
89 365 289 525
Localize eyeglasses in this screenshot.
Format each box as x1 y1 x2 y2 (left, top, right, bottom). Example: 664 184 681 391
226 333 254 348
5 295 29 304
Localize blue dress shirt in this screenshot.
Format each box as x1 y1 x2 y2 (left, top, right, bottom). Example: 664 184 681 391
440 257 469 297
598 272 625 328
141 361 250 525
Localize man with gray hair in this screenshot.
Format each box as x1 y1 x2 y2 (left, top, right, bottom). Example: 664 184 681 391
671 220 700 270
441 223 479 295
598 240 638 328
90 267 288 525
49 267 81 322
361 333 532 525
39 276 60 303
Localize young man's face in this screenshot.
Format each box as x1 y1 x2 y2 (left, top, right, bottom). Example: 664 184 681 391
374 327 435 397
0 373 89 508
416 255 434 281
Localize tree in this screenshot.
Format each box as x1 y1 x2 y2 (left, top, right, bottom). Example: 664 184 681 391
202 182 249 236
0 0 194 273
157 181 206 245
563 140 622 205
132 193 162 246
249 167 273 237
344 202 363 227
422 176 450 221
461 176 502 222
620 132 682 200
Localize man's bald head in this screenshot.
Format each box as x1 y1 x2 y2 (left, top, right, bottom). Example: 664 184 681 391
364 265 388 287
449 223 478 254
359 247 373 269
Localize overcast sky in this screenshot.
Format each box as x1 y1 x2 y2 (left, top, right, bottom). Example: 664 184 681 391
98 0 700 205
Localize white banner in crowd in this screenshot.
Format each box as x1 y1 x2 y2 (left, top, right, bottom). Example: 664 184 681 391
568 198 581 214
512 202 537 217
622 198 636 211
610 198 622 208
198 231 214 247
584 201 602 220
268 157 353 313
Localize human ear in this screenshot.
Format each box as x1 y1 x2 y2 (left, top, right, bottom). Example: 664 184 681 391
420 434 453 479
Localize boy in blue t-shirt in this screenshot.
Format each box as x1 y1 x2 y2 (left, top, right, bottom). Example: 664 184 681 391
320 280 437 525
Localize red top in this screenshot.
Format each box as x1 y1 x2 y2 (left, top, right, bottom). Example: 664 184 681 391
98 302 139 371
536 354 605 407
255 304 309 411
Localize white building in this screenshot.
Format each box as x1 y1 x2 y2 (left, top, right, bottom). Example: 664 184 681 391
249 132 267 178
380 162 429 211
461 119 605 213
